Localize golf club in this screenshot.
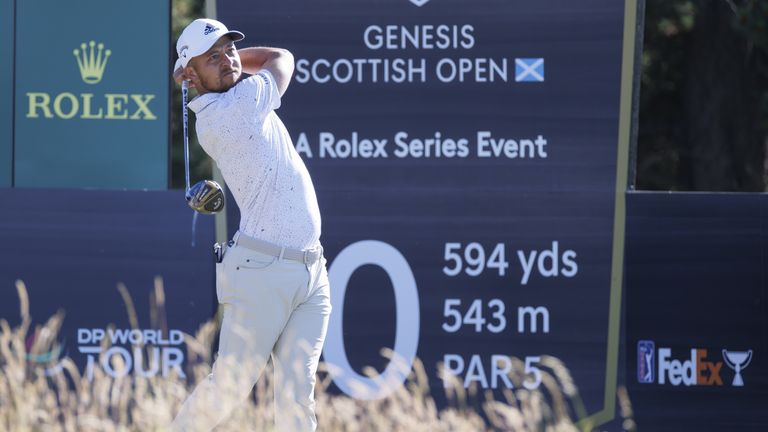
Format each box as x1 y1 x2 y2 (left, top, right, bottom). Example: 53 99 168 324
182 80 225 214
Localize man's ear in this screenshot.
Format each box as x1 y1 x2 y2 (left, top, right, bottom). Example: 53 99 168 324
184 65 202 88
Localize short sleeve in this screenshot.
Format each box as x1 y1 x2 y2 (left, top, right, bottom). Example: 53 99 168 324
232 70 281 117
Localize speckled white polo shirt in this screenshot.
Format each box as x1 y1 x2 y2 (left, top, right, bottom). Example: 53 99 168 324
188 71 321 250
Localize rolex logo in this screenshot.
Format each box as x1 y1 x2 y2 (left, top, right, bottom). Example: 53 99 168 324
25 39 156 121
73 41 111 84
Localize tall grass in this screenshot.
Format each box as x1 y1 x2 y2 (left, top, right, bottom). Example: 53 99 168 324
0 280 632 431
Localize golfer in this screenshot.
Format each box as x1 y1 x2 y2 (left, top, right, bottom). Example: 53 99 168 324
169 18 331 432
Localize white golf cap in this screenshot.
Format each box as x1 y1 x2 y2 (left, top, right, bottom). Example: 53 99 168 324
175 18 245 69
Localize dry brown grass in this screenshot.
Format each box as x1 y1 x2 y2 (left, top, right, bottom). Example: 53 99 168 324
0 280 629 431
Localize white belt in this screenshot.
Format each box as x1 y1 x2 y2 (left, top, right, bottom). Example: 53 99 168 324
233 231 323 265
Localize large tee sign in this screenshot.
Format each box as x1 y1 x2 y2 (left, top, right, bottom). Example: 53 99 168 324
217 0 636 426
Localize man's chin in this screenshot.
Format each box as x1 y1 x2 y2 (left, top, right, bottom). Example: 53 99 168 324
220 72 241 91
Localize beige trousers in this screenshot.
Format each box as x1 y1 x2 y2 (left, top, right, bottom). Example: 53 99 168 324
170 241 332 432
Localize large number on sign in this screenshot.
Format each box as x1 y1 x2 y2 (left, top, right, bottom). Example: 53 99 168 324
524 356 542 390
443 242 509 277
443 243 463 276
323 241 420 400
442 298 507 333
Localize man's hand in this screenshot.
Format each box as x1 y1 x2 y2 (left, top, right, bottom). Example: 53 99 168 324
172 59 195 88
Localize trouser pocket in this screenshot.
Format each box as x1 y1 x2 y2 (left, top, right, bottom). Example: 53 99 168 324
216 262 224 303
215 241 233 304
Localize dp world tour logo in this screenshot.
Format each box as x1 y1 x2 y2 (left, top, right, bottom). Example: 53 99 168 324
73 40 111 84
77 328 186 381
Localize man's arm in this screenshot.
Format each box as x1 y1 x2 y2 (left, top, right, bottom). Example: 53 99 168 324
238 47 295 97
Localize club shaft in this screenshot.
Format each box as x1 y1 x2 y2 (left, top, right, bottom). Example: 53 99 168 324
182 80 191 191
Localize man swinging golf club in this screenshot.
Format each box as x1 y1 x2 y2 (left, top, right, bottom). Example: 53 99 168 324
170 19 331 432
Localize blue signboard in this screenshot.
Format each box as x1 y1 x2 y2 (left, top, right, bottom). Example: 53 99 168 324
626 192 768 431
0 189 216 379
13 0 169 189
218 0 636 426
0 0 12 186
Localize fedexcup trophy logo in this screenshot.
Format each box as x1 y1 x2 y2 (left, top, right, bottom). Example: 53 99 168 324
722 349 752 386
73 40 111 84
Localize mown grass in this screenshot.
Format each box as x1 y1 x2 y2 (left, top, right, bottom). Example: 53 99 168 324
0 280 635 431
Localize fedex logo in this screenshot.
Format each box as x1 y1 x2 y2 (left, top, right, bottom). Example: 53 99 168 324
657 347 723 386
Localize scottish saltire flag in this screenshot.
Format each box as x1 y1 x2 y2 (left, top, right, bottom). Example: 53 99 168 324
515 58 545 82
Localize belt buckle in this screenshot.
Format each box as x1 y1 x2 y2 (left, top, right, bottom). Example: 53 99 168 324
303 246 321 265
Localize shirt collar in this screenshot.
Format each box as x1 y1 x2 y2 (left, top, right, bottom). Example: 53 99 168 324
187 93 219 114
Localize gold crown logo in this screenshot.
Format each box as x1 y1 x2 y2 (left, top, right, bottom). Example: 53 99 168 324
73 41 111 84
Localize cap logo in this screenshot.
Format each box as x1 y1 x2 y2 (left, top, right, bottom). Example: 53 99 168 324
73 40 111 85
203 24 219 35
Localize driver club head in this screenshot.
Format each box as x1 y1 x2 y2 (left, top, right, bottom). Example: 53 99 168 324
186 179 225 214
